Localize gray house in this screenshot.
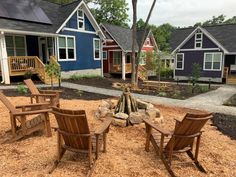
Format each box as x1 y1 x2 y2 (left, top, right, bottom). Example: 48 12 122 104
170 24 236 84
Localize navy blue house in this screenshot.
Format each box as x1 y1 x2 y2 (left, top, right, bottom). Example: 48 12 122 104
0 0 105 84
170 25 236 84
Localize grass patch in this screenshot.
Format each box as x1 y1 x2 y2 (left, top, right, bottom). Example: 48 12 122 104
223 94 236 107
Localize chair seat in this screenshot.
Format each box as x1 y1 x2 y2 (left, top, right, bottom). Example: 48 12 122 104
151 130 171 149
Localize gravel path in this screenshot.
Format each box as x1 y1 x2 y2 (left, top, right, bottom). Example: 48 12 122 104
0 82 235 115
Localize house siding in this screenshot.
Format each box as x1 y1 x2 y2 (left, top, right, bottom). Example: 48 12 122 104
175 50 223 78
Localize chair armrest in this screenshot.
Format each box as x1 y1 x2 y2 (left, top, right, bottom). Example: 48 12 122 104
143 118 171 136
31 93 57 97
95 118 112 135
13 109 51 116
15 103 50 109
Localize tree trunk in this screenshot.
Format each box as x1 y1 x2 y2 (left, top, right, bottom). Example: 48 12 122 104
131 0 137 87
135 0 157 84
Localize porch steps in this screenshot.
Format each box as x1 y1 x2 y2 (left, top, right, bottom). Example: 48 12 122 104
138 65 148 81
227 76 236 85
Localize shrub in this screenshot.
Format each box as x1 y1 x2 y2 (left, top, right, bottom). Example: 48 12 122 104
160 68 173 78
69 74 102 81
200 85 209 93
24 68 34 79
16 84 28 94
76 90 83 97
158 92 167 97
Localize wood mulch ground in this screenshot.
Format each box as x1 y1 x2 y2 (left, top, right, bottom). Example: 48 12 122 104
0 96 236 177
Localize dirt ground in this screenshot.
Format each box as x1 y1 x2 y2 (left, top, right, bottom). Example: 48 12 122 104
0 96 236 177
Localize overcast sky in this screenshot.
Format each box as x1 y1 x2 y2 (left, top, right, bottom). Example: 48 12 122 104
126 0 236 27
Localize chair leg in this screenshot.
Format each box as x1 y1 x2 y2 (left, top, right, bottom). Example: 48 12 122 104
88 136 93 168
103 133 107 153
145 125 151 152
186 150 207 173
43 113 52 137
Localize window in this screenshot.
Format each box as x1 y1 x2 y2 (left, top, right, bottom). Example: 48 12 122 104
47 37 54 57
204 53 222 71
5 35 26 56
103 51 107 60
146 38 150 45
58 36 76 61
93 39 100 60
113 51 121 65
195 30 203 48
176 53 184 70
139 51 146 65
126 54 131 63
77 9 84 29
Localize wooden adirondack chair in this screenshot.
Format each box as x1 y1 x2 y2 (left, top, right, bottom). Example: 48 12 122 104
24 79 61 107
0 92 52 142
50 107 112 176
144 113 213 177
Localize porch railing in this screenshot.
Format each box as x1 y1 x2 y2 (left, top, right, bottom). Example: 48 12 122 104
110 63 132 73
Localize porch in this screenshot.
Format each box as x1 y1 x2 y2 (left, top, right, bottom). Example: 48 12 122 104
224 54 236 85
0 32 59 84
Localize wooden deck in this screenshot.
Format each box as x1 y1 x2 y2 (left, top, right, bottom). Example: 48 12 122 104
224 67 236 85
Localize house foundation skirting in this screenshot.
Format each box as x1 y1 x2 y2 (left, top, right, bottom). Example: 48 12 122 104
61 68 102 79
174 76 222 83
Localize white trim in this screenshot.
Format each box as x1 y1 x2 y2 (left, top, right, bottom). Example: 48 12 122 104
107 49 122 52
203 52 222 71
63 27 97 34
179 48 220 52
103 51 107 60
0 29 57 37
56 1 105 39
57 35 76 61
175 53 184 70
93 38 101 60
5 35 27 56
172 26 228 54
194 31 203 49
77 9 85 30
103 45 120 48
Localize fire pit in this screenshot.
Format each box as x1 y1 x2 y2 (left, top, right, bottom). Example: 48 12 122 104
95 87 164 127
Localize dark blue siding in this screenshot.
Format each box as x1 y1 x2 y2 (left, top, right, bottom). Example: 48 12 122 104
181 33 219 49
65 12 95 32
26 35 39 56
59 30 101 71
175 50 222 78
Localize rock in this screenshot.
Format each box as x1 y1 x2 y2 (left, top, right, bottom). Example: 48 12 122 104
146 103 154 109
136 99 149 109
98 106 110 118
114 112 129 120
155 108 161 117
107 110 114 117
138 109 146 114
146 108 159 120
153 115 164 124
112 118 127 127
95 111 101 118
101 100 111 109
129 112 146 124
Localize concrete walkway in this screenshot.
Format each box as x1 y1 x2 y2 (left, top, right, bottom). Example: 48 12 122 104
0 82 236 115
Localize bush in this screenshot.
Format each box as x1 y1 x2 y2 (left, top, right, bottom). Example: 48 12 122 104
160 68 173 78
24 68 34 79
158 92 167 97
16 84 28 94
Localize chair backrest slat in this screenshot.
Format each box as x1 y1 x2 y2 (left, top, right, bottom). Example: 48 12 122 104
52 107 90 150
0 92 17 113
165 113 212 151
24 79 40 94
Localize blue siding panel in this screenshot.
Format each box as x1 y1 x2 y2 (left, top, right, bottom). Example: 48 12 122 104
26 35 39 56
181 36 195 49
175 50 222 78
65 12 95 32
59 30 101 71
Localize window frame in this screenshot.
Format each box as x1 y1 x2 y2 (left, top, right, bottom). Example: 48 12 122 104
146 38 150 46
103 51 107 60
77 9 85 30
195 32 203 49
203 52 222 71
93 38 101 60
175 53 184 70
113 51 122 65
57 35 76 61
5 35 27 56
139 51 147 65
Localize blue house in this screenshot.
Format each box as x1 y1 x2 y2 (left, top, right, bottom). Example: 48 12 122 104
170 25 236 84
0 0 105 84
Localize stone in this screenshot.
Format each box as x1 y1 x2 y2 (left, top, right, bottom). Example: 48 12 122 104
136 99 149 109
112 118 127 127
146 103 154 110
155 108 161 117
153 115 164 124
129 112 146 124
101 100 111 109
146 108 158 120
98 106 110 118
114 112 129 120
107 110 114 117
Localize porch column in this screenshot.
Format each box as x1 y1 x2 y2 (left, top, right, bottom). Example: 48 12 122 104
122 51 126 80
0 32 10 84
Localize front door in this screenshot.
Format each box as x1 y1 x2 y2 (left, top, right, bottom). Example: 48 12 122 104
38 37 47 63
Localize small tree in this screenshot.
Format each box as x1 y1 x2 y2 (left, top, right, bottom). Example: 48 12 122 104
190 63 201 86
45 62 61 89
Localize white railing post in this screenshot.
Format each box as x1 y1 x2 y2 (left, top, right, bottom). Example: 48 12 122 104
122 51 126 80
0 32 10 84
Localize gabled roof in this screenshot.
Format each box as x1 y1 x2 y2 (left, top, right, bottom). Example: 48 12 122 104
170 24 236 53
101 23 152 52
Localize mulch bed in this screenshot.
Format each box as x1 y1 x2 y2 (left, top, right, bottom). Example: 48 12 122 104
2 87 114 101
65 77 218 100
213 113 236 140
